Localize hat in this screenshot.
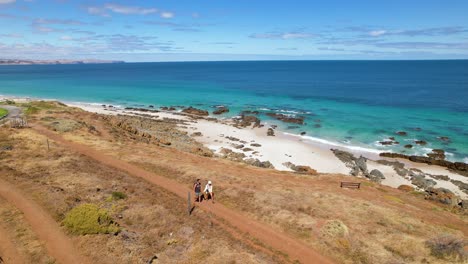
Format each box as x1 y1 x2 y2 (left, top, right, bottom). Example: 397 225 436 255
208 181 212 185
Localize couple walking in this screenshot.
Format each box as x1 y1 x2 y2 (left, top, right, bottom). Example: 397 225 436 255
193 179 214 203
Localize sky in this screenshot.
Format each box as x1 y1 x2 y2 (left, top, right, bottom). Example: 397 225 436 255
1 0 468 61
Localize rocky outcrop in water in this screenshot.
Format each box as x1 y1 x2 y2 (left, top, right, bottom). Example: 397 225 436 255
182 107 209 116
266 113 305 125
427 149 445 160
213 107 229 115
124 107 160 113
236 115 261 128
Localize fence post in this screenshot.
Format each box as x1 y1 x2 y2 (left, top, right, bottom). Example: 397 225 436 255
188 192 191 215
47 139 50 151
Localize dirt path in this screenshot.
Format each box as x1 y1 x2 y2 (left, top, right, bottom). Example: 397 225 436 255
34 125 333 264
0 178 91 264
0 223 25 264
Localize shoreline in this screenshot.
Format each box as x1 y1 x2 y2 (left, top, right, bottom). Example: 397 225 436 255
2 96 468 199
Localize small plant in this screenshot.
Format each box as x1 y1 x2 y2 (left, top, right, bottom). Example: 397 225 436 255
426 234 467 261
384 195 404 204
24 105 39 115
321 220 349 238
111 192 127 201
0 108 8 118
63 203 120 235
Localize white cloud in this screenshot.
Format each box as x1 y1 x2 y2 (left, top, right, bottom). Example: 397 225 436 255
160 12 174 19
60 35 73 41
86 4 162 16
282 33 312 39
250 32 313 40
0 0 16 4
368 30 387 37
104 4 157 15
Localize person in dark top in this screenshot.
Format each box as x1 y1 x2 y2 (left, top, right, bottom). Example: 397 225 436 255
193 179 202 202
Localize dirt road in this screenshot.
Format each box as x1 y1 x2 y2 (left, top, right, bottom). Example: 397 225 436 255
0 178 91 264
34 125 333 264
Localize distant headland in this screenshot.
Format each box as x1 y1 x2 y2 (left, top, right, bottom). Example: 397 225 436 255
0 58 125 65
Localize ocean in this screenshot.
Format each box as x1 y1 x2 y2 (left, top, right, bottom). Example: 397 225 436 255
1 60 467 162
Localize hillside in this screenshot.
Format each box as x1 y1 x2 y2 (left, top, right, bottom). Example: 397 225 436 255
0 100 466 264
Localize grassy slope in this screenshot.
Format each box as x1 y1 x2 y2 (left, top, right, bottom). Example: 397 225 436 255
0 108 8 118
1 101 466 264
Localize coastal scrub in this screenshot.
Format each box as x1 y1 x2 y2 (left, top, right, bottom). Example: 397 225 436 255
63 203 120 235
0 108 8 118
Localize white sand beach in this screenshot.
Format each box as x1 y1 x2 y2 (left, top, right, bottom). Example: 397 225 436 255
3 97 467 199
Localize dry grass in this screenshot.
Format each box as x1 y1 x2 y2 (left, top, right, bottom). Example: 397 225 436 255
0 124 278 263
1 104 467 263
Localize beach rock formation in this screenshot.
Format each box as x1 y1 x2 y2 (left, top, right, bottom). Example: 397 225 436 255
244 158 274 169
283 162 318 175
411 175 436 190
213 107 229 115
267 128 275 136
182 107 209 116
398 185 415 192
124 107 160 113
160 106 177 111
379 152 468 176
427 149 445 160
404 144 413 149
266 113 305 125
191 132 202 137
396 131 407 136
236 115 261 127
250 143 261 147
356 156 368 174
369 169 385 183
425 187 459 206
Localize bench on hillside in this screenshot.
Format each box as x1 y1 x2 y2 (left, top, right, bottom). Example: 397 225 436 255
340 182 361 189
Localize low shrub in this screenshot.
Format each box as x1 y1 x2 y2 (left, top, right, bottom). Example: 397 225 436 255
63 203 120 235
111 191 127 200
426 234 467 261
0 108 8 118
321 220 349 238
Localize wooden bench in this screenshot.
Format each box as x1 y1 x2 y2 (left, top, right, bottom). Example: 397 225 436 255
340 182 361 189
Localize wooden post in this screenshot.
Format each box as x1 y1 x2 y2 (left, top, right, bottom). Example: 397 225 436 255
187 192 191 215
47 139 50 151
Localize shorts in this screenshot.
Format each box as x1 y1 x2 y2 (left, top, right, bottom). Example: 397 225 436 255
195 192 201 197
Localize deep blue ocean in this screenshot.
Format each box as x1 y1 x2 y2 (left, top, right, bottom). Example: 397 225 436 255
0 60 467 162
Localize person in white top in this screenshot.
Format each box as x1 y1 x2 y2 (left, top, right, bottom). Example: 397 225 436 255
204 180 214 203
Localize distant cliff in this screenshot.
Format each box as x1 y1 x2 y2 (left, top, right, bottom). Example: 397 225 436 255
0 59 125 65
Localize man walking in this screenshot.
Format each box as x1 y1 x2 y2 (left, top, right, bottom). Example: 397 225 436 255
204 180 214 203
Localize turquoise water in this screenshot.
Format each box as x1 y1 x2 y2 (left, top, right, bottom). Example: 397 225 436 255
0 60 467 162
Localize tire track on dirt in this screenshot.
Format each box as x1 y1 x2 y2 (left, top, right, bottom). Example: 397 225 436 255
34 125 333 264
0 178 90 264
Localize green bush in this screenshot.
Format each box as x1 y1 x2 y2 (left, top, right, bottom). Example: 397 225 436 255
111 191 127 200
0 108 8 118
63 203 120 235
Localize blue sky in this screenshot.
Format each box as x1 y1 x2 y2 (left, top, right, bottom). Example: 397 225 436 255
1 0 468 61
